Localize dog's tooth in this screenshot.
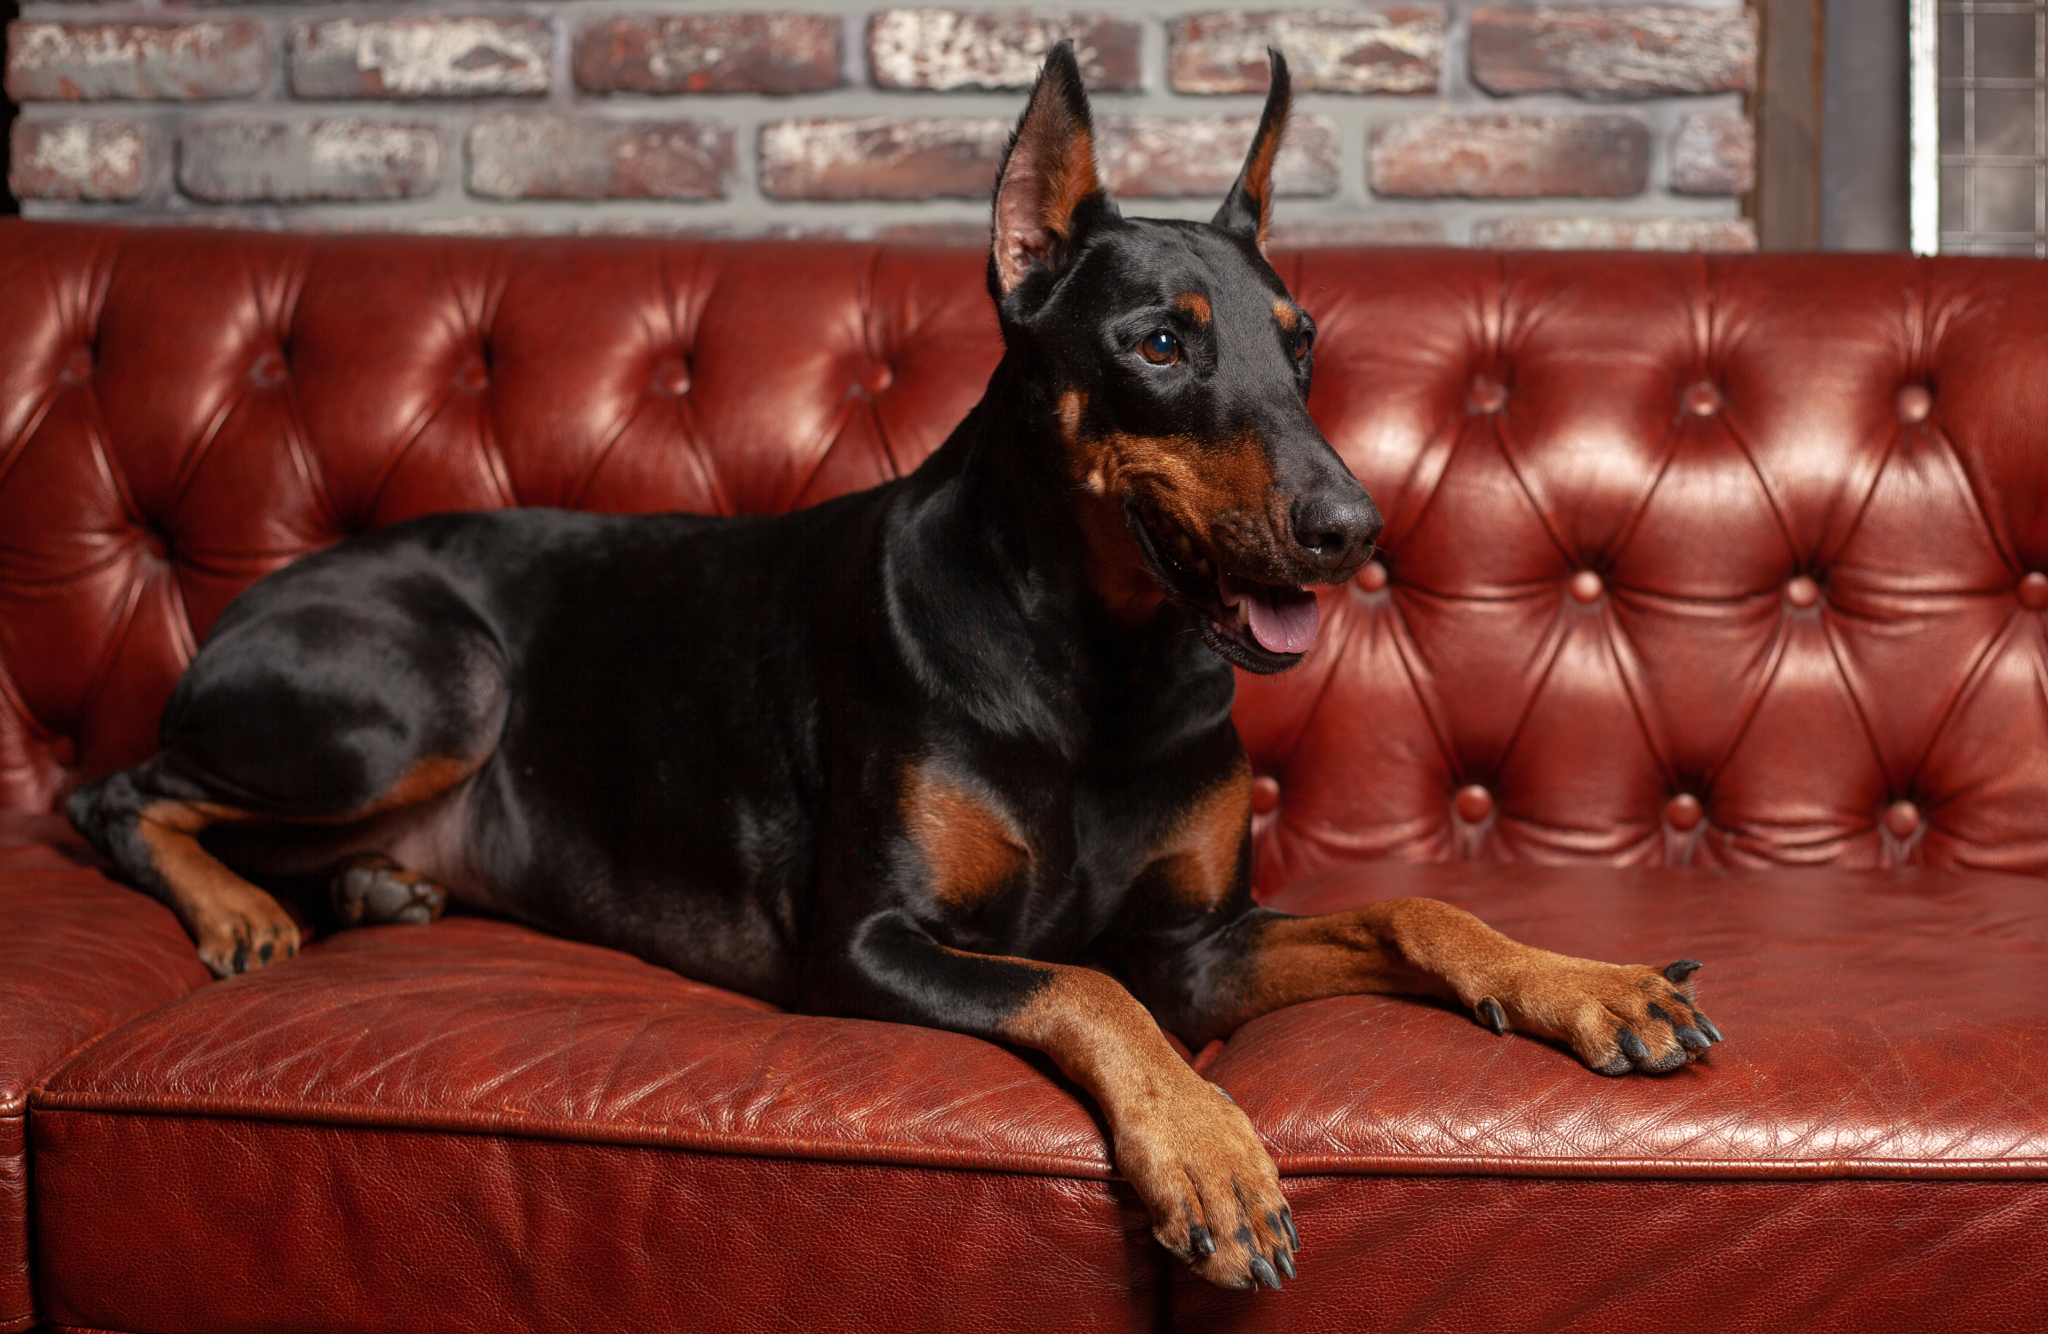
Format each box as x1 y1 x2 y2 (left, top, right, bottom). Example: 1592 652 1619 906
1236 601 1250 627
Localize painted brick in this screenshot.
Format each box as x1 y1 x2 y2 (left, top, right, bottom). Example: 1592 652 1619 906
1471 216 1756 251
468 115 733 200
9 117 149 199
6 21 265 101
1268 217 1446 246
574 14 839 95
760 114 1340 201
867 10 1140 91
178 119 443 202
1671 108 1753 195
760 117 1008 200
290 18 551 100
1099 114 1338 197
1371 114 1649 198
1169 8 1442 95
1469 5 1755 98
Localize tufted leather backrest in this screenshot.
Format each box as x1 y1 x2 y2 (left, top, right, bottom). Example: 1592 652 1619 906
4 222 2046 886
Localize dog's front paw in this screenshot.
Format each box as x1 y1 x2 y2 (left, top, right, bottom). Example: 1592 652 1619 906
1478 957 1724 1076
1116 1076 1297 1290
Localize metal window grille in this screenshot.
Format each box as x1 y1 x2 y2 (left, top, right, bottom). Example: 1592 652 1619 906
1915 0 2048 255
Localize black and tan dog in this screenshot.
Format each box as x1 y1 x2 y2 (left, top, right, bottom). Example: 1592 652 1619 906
69 44 1722 1291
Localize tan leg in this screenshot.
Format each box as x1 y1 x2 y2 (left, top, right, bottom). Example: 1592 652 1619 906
1210 898 1722 1075
135 801 301 977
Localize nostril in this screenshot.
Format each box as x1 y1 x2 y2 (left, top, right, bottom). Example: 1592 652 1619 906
1292 495 1381 564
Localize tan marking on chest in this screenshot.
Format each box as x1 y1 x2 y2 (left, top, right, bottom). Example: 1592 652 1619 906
1148 758 1252 909
902 763 1031 909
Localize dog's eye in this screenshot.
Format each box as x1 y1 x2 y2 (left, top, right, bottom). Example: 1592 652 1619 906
1291 328 1314 360
1139 331 1180 365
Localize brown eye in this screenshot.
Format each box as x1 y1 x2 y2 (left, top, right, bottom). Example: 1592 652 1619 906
1140 330 1180 365
1291 328 1313 360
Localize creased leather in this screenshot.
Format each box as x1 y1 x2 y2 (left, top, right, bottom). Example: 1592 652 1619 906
0 812 211 1330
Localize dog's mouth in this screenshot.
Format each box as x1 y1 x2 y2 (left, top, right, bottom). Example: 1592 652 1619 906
1126 502 1319 674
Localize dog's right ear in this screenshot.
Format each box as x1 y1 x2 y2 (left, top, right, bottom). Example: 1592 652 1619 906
990 40 1118 299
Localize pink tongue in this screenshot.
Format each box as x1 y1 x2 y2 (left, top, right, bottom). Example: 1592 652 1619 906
1245 590 1320 654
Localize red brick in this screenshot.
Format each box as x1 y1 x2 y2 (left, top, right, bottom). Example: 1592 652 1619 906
467 115 732 200
1170 8 1442 94
1099 114 1338 197
1469 5 1755 98
1370 114 1649 198
1670 108 1753 195
867 10 1140 90
760 114 1340 201
1267 218 1447 247
8 117 150 198
573 14 839 95
759 117 1007 200
178 119 443 202
1471 216 1756 251
6 21 265 101
290 18 551 100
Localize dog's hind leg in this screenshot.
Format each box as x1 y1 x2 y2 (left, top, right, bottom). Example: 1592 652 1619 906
331 854 447 927
68 763 303 976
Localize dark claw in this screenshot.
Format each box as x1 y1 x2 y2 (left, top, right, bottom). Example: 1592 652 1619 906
259 940 274 964
1249 1255 1281 1289
231 941 249 973
1477 997 1507 1035
1673 1025 1710 1050
1616 1028 1652 1064
1279 1207 1300 1252
1663 959 1704 984
1274 1248 1296 1280
1190 1225 1215 1257
1694 1012 1724 1044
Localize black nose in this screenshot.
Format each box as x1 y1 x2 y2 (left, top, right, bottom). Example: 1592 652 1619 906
1290 491 1382 570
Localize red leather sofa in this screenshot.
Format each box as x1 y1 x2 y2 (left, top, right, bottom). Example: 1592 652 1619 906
2 220 2044 1334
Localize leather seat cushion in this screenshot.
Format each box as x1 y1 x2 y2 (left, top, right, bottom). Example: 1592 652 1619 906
0 815 210 1334
1169 861 2048 1333
32 915 1160 1334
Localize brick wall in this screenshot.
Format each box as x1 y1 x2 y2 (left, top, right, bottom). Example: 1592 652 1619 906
6 1 1756 250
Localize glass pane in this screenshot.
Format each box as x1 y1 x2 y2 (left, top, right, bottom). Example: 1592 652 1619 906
1941 13 1966 80
1974 87 2040 156
1971 164 2038 232
1941 165 1967 232
1942 85 1967 155
1973 14 2040 81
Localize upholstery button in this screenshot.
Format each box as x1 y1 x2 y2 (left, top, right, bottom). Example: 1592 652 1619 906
250 351 286 386
140 527 170 562
651 358 691 396
1468 376 1507 414
1683 381 1722 416
1665 794 1703 831
61 347 94 383
460 360 489 391
859 363 894 396
1895 384 1932 423
1568 570 1603 603
1250 776 1281 815
1883 800 1921 838
51 737 78 768
1785 574 1820 608
1453 785 1494 823
2019 571 2048 609
1355 559 1389 592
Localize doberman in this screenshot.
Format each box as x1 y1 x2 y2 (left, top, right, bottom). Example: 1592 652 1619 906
69 43 1723 1291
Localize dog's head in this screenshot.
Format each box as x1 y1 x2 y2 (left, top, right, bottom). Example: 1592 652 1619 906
988 42 1381 674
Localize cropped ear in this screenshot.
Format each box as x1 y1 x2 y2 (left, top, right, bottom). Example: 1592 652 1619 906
990 40 1117 296
1212 49 1290 251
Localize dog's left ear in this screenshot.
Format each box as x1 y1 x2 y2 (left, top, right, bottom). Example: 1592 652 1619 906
990 40 1118 298
1213 49 1290 252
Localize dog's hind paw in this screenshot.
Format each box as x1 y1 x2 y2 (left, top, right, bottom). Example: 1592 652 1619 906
332 855 447 927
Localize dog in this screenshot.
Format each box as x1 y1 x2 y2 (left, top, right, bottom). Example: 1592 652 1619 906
68 43 1723 1291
